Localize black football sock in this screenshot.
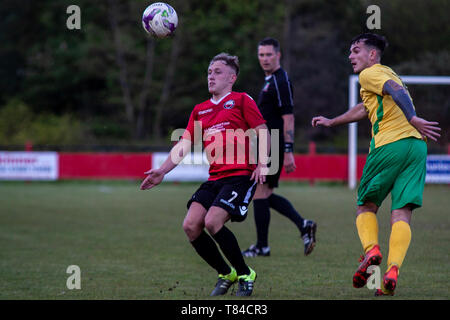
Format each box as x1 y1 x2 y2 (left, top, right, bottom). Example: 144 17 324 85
253 198 271 248
190 230 231 275
212 226 250 276
268 193 306 235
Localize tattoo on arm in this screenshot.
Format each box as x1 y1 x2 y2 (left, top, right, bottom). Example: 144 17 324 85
383 80 416 121
286 129 294 143
382 79 403 92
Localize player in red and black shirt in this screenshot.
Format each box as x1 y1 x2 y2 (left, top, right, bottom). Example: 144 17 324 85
242 38 317 258
141 53 270 297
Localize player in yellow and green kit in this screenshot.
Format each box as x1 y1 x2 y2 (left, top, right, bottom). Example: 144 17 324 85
312 33 441 296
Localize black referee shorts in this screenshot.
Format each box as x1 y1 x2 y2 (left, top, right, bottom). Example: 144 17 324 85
187 175 257 222
266 143 284 189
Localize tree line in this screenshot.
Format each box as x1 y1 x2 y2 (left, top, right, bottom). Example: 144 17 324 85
0 0 448 152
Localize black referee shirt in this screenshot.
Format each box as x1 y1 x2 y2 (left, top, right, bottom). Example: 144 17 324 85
256 67 294 132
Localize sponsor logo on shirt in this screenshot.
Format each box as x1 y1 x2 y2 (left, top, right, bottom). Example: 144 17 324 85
204 122 230 136
198 108 213 115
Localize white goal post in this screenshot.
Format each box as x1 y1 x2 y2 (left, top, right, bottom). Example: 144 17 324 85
348 75 450 189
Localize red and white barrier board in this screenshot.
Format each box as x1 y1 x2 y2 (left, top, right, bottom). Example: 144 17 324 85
152 152 209 182
58 153 150 179
0 152 59 180
1 151 448 184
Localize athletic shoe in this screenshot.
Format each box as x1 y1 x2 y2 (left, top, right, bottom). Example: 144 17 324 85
236 268 257 297
242 244 270 257
383 265 399 292
302 220 317 256
374 285 395 297
210 268 237 296
352 244 382 288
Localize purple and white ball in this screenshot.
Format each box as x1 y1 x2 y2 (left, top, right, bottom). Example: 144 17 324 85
142 2 178 38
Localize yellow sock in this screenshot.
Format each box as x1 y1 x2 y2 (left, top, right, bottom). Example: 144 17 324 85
356 212 378 253
387 220 411 270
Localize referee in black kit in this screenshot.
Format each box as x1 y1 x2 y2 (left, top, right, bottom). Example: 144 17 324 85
243 38 317 257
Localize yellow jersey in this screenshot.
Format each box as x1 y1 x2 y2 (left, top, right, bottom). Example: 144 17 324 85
359 63 422 152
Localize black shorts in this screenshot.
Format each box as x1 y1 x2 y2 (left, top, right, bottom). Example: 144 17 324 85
187 175 257 222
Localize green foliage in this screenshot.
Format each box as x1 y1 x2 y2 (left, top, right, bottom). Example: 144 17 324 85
88 117 131 140
367 0 450 66
0 99 85 145
0 0 449 148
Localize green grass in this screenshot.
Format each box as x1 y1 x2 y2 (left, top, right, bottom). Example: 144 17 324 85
0 181 448 300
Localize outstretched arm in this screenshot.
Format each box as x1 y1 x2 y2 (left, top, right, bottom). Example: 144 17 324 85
311 103 368 128
140 138 192 190
383 80 441 141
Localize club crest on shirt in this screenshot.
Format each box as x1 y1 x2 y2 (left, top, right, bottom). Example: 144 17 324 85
223 100 235 109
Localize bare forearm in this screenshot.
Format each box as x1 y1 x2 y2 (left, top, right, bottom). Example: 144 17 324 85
330 103 367 126
160 139 191 174
312 103 367 128
282 114 295 143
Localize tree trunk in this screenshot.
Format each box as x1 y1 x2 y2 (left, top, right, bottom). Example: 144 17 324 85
152 30 182 139
108 0 135 126
283 0 292 74
136 38 155 139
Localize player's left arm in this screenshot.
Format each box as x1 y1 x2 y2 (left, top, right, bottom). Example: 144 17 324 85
241 93 271 183
282 113 296 173
251 123 271 184
382 80 416 120
383 80 441 141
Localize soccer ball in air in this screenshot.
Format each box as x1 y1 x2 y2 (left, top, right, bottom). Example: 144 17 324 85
142 2 178 38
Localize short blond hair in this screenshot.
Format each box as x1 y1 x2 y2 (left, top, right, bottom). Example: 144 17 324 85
209 53 239 75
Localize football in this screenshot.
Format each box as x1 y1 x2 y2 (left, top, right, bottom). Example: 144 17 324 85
142 2 178 38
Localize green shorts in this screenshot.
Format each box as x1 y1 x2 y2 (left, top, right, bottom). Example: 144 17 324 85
357 137 427 211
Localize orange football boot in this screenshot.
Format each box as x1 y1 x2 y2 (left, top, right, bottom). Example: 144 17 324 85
353 244 382 288
383 265 399 292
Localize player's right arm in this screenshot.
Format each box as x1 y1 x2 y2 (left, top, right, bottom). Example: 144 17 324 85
311 102 368 128
140 138 192 190
141 108 198 190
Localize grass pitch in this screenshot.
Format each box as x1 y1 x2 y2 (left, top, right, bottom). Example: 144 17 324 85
0 180 448 300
